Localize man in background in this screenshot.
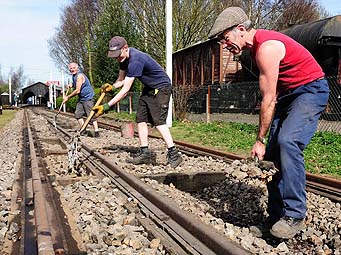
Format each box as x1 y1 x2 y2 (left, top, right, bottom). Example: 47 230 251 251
63 62 100 137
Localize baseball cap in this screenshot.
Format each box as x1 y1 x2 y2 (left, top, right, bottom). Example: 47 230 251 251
208 7 249 39
108 36 127 58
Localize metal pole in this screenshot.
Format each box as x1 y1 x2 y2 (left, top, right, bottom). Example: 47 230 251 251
53 83 57 108
166 0 173 127
49 84 53 110
49 71 53 110
129 93 133 114
8 75 12 105
61 70 66 112
207 85 211 123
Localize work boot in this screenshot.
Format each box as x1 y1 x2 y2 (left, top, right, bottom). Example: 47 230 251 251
270 216 305 239
167 147 183 168
126 148 151 165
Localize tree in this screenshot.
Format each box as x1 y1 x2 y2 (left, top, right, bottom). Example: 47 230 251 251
272 0 328 30
92 0 143 86
9 65 26 93
128 0 227 66
48 0 99 83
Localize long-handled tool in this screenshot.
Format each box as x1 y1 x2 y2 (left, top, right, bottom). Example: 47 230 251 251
68 90 106 174
53 88 70 128
78 91 106 134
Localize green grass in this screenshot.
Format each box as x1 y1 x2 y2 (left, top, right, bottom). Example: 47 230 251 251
107 111 136 122
170 121 257 157
169 120 340 178
106 114 341 178
304 132 341 177
0 110 16 130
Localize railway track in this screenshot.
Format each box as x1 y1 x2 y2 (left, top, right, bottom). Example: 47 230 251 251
6 108 340 255
17 109 252 254
51 109 341 203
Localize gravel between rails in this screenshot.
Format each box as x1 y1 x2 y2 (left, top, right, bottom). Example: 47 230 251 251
1 109 340 255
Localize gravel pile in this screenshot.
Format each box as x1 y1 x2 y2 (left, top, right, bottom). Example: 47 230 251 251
62 177 168 255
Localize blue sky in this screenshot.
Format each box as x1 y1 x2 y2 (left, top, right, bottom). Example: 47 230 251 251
0 1 340 87
320 0 341 16
0 0 71 85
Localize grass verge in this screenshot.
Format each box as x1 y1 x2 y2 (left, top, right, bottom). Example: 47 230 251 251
106 113 340 178
0 110 16 130
170 120 341 178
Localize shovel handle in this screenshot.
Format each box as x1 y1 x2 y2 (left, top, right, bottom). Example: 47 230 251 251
79 91 106 133
55 87 71 116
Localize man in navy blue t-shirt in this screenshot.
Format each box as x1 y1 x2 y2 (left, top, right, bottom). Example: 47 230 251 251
93 36 182 168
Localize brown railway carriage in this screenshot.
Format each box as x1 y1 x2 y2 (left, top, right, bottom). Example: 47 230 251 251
172 39 245 87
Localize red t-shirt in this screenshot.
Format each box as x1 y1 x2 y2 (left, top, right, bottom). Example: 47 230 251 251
251 29 324 94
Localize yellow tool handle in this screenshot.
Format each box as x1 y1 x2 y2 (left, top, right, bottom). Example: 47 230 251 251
79 91 106 133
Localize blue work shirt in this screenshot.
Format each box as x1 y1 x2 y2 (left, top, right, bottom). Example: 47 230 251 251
119 48 171 89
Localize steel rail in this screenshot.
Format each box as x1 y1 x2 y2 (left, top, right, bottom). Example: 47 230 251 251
49 110 341 203
24 111 55 255
98 119 341 202
45 116 250 255
81 144 250 255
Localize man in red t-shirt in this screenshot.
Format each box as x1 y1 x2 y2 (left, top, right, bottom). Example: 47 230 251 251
209 7 329 239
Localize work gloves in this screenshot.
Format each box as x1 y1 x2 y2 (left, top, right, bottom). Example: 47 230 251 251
101 83 114 93
93 103 110 117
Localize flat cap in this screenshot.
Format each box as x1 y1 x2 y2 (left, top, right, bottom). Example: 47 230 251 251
208 7 248 39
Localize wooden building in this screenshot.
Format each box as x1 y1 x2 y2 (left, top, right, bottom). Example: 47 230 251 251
172 39 245 87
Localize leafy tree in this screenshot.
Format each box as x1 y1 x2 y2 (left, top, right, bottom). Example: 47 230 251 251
92 0 144 87
48 0 99 83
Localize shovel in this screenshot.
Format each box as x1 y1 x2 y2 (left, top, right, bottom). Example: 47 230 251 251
78 91 106 134
53 88 70 128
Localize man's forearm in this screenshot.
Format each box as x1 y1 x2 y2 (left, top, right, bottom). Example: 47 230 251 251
108 87 129 107
258 98 276 139
113 80 124 89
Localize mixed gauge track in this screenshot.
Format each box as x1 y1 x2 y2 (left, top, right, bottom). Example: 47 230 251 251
1 108 340 255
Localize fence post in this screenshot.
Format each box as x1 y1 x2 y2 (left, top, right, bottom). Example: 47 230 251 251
117 101 120 113
206 85 211 123
129 93 133 114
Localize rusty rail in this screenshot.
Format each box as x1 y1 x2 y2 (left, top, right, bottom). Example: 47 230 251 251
25 111 55 255
82 143 250 255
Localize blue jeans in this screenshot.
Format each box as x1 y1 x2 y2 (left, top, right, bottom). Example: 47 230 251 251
265 79 329 220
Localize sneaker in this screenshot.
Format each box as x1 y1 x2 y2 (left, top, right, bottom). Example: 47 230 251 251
167 148 183 168
94 131 100 137
250 216 279 237
126 149 151 165
270 216 305 239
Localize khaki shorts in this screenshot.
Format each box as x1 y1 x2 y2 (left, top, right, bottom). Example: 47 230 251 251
75 100 94 119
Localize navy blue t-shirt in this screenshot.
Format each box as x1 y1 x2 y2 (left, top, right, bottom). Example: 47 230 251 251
119 48 171 89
